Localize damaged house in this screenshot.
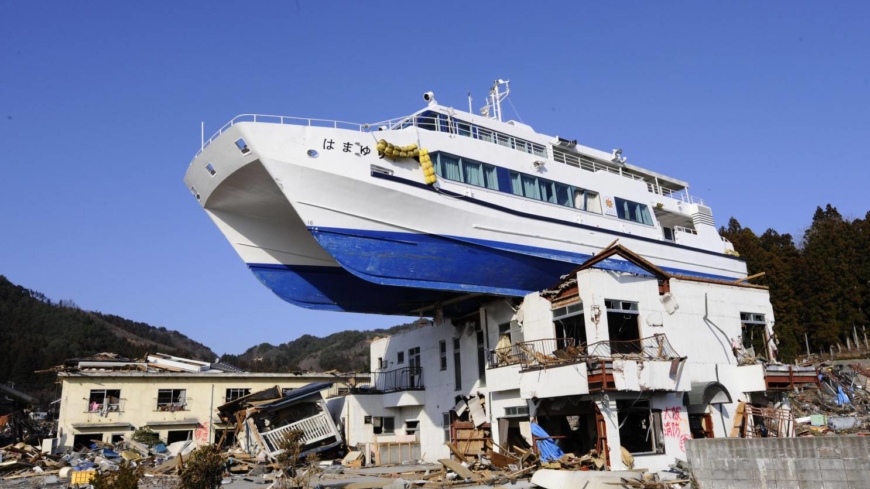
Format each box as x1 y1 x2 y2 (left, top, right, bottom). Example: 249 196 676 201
216 382 342 459
331 245 816 471
52 353 367 452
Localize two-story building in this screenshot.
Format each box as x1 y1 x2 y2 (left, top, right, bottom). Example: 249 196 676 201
330 245 816 470
55 353 368 451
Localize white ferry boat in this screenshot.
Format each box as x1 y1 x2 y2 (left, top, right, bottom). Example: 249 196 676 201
184 80 745 315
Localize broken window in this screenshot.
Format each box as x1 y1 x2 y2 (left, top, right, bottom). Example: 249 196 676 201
504 405 530 417
166 430 192 444
740 312 769 359
225 388 251 402
442 412 451 442
453 338 462 391
88 389 121 413
405 420 419 435
372 416 395 435
606 300 641 343
616 399 664 454
689 413 715 439
553 302 587 347
477 329 486 382
439 340 447 371
156 389 187 411
73 433 103 449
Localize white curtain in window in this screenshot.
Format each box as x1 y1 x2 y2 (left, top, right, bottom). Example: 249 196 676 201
464 160 484 187
511 172 523 195
484 166 499 190
441 155 462 182
522 175 540 200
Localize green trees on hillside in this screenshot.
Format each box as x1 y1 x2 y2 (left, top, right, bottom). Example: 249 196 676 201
0 276 214 402
721 205 869 362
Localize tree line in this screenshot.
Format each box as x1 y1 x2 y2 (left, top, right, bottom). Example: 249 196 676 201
721 205 869 362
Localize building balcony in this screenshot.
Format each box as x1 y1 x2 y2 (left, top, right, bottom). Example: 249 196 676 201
370 367 424 393
508 335 688 398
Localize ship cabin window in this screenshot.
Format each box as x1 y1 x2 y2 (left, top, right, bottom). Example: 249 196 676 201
434 153 499 191
574 188 601 213
614 197 653 226
234 138 250 155
205 163 216 176
509 171 590 210
663 227 675 242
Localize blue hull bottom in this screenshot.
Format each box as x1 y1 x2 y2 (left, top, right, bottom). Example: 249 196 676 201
308 227 735 296
248 263 490 316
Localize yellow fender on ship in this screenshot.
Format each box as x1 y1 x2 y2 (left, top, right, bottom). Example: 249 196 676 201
377 139 436 185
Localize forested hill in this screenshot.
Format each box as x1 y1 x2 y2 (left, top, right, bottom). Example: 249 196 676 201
220 323 419 373
720 205 869 362
0 275 216 401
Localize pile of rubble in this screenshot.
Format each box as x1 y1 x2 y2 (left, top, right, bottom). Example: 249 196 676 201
791 363 870 436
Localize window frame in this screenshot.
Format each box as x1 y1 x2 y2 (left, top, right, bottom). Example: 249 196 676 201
434 152 499 191
439 340 447 371
156 389 187 411
397 351 404 365
614 197 654 226
225 388 251 402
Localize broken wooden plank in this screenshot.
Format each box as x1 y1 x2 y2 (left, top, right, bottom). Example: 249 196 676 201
438 458 475 480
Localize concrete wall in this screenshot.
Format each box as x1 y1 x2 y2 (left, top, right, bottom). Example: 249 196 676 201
686 437 870 489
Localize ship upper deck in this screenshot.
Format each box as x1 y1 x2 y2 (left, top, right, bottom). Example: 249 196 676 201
192 104 705 207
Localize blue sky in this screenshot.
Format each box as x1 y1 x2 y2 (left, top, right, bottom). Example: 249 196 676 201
1 1 867 355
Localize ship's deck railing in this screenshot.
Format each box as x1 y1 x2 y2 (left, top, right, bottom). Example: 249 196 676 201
192 112 706 206
192 113 386 163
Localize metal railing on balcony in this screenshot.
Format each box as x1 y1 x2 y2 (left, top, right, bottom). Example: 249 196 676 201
370 367 423 393
260 412 336 456
585 334 681 360
511 334 681 371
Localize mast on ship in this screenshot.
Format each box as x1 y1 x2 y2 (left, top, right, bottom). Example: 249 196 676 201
481 79 510 122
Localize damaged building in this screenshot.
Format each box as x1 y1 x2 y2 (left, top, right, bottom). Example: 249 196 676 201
215 382 343 459
331 245 816 471
53 353 368 452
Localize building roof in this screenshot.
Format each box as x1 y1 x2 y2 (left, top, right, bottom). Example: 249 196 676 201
542 244 767 298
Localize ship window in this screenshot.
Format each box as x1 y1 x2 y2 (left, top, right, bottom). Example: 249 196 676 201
433 153 499 191
464 160 484 187
416 111 438 132
497 133 512 148
574 189 601 213
539 179 556 204
457 121 472 137
439 155 462 182
478 127 494 143
234 138 250 154
205 163 216 176
514 139 528 153
484 165 499 190
555 183 573 207
615 197 653 225
521 175 540 200
532 143 548 158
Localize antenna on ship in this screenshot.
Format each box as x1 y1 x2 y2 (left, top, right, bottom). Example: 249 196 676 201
481 79 510 122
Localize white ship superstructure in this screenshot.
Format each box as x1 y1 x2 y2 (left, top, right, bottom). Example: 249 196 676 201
184 80 745 314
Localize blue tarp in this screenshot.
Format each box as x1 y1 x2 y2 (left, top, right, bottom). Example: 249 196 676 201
837 385 851 406
530 423 564 462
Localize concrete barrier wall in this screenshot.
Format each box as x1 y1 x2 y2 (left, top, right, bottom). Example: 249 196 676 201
686 436 870 489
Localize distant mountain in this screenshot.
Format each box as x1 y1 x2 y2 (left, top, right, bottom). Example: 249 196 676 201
0 275 216 403
220 323 418 373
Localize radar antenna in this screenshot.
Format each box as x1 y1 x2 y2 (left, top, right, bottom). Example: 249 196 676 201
480 79 510 122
